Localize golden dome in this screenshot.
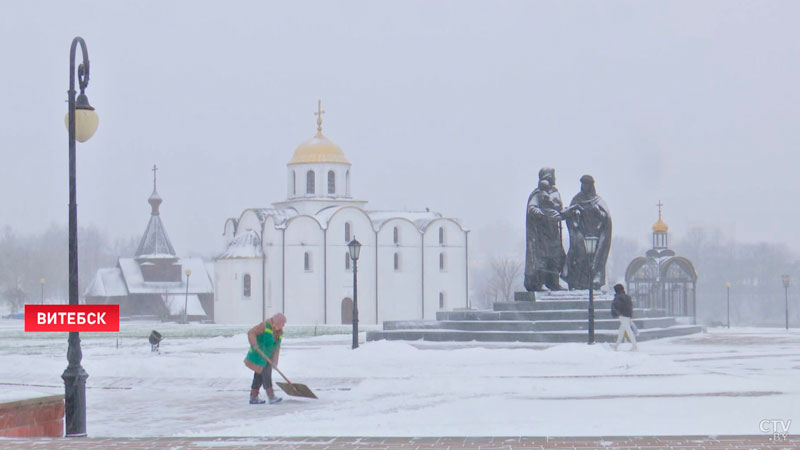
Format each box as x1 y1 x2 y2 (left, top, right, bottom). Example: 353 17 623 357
288 131 350 165
652 216 668 233
652 200 668 233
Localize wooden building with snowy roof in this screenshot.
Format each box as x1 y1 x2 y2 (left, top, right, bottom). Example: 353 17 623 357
85 171 214 321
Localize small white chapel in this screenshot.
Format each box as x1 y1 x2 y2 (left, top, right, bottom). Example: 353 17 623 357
214 102 469 325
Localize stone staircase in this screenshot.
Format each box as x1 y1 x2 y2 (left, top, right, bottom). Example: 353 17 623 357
366 290 704 343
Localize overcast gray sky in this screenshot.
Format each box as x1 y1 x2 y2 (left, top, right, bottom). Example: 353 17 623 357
2 1 799 258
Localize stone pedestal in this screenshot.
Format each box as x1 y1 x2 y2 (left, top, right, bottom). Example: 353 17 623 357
514 291 536 302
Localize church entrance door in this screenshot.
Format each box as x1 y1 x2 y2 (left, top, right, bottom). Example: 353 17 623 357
341 297 353 324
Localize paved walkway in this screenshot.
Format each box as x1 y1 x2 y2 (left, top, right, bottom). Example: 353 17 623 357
0 435 797 449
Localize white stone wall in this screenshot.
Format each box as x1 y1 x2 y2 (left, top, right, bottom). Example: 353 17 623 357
376 219 423 321
283 215 326 325
214 257 263 324
215 211 469 325
287 163 351 201
223 219 237 248
237 210 262 236
262 216 283 319
423 219 468 320
325 208 376 324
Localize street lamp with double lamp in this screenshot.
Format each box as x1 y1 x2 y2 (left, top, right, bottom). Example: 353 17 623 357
584 236 599 345
63 36 100 437
782 274 790 330
348 237 362 349
183 269 192 324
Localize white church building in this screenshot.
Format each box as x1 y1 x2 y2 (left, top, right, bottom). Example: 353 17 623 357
214 104 469 325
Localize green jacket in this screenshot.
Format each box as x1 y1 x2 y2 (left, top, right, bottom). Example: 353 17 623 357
245 322 282 367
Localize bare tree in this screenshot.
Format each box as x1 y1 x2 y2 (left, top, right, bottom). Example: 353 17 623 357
673 226 800 326
2 286 27 314
487 256 524 303
0 224 139 308
606 235 645 285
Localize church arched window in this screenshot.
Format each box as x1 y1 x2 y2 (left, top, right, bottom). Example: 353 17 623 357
393 227 399 244
438 227 445 245
328 171 335 194
394 252 400 271
439 252 446 271
345 252 351 270
346 170 351 196
306 170 315 194
243 274 251 298
304 252 312 271
345 222 351 242
292 171 296 196
439 291 445 309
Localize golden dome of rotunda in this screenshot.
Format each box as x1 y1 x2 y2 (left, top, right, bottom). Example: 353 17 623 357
287 100 350 165
652 201 668 233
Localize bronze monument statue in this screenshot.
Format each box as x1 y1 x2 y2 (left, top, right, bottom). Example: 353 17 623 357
562 174 612 290
524 168 566 291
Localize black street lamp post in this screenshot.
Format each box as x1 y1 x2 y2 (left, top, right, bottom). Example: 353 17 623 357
584 236 599 345
183 269 192 324
725 282 731 328
348 237 362 349
782 274 790 330
63 36 99 438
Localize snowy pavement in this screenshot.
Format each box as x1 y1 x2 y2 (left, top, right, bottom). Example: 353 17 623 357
0 321 797 438
1 435 798 449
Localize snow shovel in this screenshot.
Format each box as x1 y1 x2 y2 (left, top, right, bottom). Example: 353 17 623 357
258 351 318 399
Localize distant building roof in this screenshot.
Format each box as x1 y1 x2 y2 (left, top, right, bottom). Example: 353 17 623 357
84 267 128 298
135 189 177 258
253 207 298 228
163 294 207 316
217 230 262 259
367 210 466 231
117 257 214 295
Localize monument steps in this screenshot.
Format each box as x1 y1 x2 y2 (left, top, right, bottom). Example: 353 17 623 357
438 308 667 321
493 299 614 311
383 316 677 332
366 291 704 343
532 316 676 331
366 325 702 343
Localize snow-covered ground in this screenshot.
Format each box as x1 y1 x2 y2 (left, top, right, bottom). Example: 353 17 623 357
0 320 797 437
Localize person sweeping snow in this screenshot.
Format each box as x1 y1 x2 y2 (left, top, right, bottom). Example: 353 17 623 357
244 313 286 404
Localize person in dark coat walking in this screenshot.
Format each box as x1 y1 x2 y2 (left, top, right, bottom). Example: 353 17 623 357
611 284 638 351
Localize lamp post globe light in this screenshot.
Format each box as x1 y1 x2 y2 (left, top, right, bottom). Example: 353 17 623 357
348 237 362 349
725 282 731 328
781 274 790 330
63 36 99 438
183 269 192 324
583 236 599 345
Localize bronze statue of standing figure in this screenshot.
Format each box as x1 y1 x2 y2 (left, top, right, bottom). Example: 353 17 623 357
524 171 612 292
561 175 612 290
524 168 566 291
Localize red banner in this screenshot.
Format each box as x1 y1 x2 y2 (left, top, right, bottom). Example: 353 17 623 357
24 304 120 332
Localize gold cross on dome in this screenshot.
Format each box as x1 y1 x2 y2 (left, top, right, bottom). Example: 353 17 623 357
152 164 158 191
656 200 664 219
314 99 326 133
